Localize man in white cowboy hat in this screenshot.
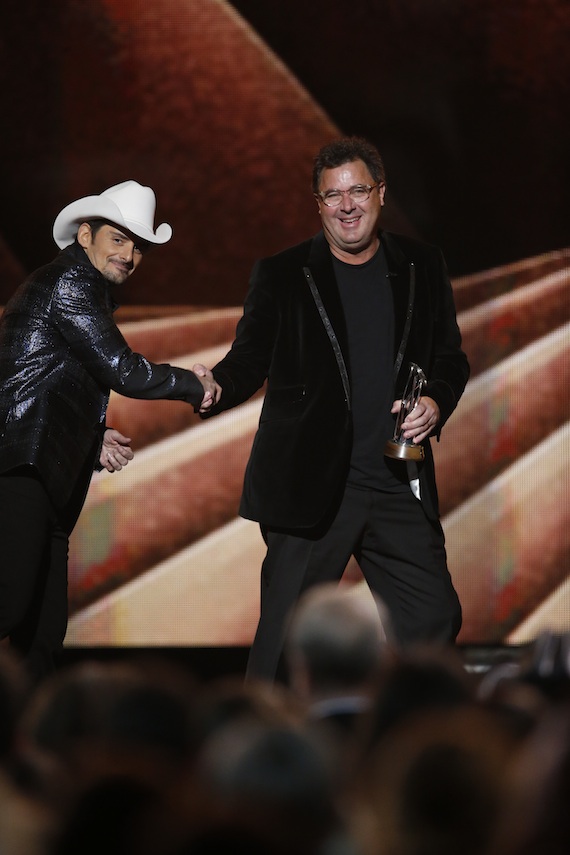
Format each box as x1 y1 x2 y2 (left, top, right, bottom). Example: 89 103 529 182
0 180 220 681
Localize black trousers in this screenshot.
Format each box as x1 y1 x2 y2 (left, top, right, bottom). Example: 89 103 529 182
0 470 70 681
246 484 462 683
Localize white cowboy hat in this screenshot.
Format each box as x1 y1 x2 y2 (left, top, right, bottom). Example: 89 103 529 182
52 180 172 248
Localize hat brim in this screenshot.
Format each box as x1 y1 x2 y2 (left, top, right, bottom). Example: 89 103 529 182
52 195 172 249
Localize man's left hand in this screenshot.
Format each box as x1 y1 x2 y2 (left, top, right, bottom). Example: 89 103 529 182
100 429 134 472
391 396 440 445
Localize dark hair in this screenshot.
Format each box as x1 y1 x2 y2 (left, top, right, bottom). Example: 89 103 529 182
75 217 106 238
79 219 151 253
312 136 386 193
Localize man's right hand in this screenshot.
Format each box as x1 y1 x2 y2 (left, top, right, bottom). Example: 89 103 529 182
193 363 222 412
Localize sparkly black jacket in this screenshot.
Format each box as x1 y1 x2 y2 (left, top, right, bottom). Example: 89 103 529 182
0 242 203 512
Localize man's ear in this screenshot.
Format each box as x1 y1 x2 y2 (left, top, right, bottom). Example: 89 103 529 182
76 222 92 248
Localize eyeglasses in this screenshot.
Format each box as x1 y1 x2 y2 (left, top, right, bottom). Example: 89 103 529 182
316 184 379 207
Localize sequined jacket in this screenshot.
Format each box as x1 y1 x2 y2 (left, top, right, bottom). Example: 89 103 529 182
0 242 203 511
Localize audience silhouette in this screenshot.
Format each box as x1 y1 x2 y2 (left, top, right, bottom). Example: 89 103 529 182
0 614 569 854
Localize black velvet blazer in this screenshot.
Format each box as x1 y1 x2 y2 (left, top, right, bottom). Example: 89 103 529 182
208 230 470 529
0 242 204 511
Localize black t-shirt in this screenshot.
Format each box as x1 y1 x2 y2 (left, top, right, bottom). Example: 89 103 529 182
333 246 408 491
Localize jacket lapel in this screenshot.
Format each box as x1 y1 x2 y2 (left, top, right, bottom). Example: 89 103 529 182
305 231 349 357
381 231 412 364
304 230 414 378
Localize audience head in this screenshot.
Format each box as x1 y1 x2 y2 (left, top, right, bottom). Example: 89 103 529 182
284 583 392 703
348 705 516 855
357 643 475 751
192 718 344 855
488 700 570 855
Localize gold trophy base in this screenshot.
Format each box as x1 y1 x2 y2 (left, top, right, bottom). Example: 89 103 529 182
384 439 425 461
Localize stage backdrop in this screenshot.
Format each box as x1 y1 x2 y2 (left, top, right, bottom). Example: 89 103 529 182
1 0 568 647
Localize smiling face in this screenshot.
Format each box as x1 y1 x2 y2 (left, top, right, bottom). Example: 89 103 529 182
316 159 386 264
77 222 146 285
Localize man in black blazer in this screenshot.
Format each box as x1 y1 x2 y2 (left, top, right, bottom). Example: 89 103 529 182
0 180 220 680
199 137 469 683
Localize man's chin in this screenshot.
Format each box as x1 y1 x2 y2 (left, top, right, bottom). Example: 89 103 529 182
103 269 129 285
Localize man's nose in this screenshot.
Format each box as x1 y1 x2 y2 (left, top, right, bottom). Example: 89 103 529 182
119 242 135 262
340 191 355 211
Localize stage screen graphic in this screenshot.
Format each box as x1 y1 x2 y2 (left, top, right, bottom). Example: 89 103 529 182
0 0 568 648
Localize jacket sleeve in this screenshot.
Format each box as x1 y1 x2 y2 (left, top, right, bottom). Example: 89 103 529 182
423 247 470 433
50 268 205 408
204 259 278 415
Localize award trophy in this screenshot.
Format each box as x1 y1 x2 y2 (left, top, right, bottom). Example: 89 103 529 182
384 363 427 461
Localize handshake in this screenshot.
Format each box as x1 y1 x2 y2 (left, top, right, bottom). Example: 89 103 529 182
193 362 221 413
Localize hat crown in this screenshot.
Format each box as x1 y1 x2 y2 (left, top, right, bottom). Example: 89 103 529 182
52 180 172 248
102 180 158 232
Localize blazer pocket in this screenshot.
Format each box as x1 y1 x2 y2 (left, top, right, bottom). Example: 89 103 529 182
262 385 306 421
267 385 306 405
